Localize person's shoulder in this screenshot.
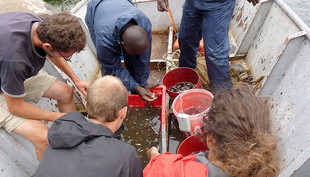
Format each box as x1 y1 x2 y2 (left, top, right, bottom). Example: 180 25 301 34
5 11 42 19
132 11 151 30
103 139 142 169
57 111 85 121
116 141 143 175
0 11 31 16
196 152 231 177
53 111 88 126
113 139 139 156
114 139 136 150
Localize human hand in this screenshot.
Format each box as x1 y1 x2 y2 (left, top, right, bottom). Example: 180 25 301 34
136 84 159 102
247 0 259 6
74 79 90 96
157 0 169 12
147 146 160 159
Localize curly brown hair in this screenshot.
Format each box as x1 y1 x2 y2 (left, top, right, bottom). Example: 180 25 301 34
202 87 279 177
36 12 86 52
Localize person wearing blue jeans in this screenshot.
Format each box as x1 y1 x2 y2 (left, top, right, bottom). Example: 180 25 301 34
157 0 259 92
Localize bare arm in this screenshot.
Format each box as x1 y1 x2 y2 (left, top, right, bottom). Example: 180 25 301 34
157 0 169 12
47 56 90 96
5 94 64 122
147 146 160 159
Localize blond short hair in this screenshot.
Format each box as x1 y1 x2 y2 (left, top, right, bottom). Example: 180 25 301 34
86 76 128 122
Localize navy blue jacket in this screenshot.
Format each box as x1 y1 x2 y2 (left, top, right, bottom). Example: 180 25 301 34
85 0 152 92
34 111 143 177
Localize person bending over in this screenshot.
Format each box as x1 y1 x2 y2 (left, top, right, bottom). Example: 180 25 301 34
34 76 143 177
144 87 279 177
0 11 89 161
85 0 157 102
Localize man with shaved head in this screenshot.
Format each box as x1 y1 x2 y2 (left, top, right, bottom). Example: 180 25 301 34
85 0 157 102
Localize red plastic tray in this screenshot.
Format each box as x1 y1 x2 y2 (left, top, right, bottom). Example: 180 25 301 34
127 85 167 152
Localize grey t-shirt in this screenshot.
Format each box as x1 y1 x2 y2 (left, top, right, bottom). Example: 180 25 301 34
196 152 231 177
0 11 46 98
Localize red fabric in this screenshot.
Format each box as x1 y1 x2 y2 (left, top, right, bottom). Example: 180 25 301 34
143 152 208 177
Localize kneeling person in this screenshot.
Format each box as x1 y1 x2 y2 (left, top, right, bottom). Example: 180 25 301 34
34 76 143 177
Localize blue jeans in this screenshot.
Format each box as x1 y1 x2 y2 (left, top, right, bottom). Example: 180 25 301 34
178 0 236 92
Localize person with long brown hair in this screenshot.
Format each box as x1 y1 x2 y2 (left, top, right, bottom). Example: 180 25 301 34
144 87 279 177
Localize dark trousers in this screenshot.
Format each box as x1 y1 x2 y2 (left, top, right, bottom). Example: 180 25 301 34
178 0 236 92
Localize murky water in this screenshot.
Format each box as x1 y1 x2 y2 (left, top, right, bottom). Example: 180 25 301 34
168 113 185 153
122 105 161 167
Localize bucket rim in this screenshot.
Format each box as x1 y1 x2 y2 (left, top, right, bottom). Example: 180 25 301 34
172 89 213 116
177 134 208 156
163 67 200 80
173 89 213 103
163 67 202 96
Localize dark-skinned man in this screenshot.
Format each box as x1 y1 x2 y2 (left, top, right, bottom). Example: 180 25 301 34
85 0 157 102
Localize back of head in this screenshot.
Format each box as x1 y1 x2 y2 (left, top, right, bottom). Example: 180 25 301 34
202 87 279 177
122 25 149 55
86 76 128 122
36 11 86 52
